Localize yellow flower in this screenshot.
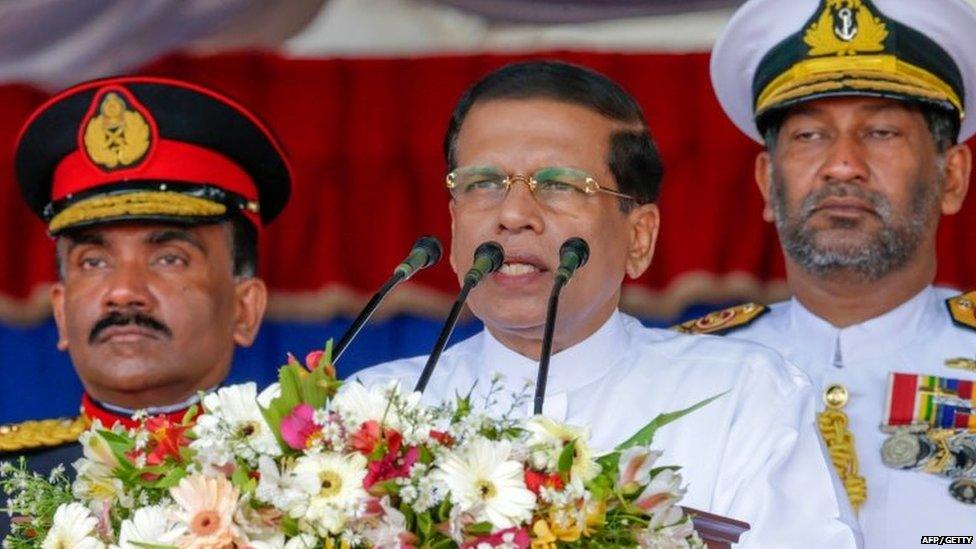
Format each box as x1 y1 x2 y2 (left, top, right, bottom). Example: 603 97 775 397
531 519 558 549
546 508 583 542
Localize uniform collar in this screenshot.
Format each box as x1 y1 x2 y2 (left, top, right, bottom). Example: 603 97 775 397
81 392 200 429
789 285 940 365
481 309 631 396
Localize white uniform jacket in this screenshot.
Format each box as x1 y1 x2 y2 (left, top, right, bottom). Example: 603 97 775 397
726 286 976 549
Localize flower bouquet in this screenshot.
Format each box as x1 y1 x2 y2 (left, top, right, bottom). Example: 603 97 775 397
1 342 719 548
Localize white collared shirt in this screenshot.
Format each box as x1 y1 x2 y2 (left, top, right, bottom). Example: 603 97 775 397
728 285 976 549
353 310 860 548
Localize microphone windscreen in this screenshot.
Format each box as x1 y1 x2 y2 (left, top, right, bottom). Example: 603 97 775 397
474 241 505 274
416 235 443 268
560 237 590 268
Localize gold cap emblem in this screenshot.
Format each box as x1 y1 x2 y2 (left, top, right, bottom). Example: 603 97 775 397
804 0 889 56
82 89 152 170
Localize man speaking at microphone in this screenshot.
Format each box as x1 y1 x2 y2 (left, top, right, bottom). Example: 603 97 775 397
353 61 859 546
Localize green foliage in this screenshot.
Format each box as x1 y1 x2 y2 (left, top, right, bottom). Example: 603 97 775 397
260 340 340 452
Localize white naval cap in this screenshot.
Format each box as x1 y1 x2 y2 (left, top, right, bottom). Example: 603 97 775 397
710 0 976 143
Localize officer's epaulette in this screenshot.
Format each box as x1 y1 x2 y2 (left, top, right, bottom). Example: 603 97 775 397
946 290 976 332
671 302 768 336
0 416 88 453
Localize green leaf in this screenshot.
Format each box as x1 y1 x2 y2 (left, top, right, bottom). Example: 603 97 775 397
614 392 726 451
131 543 179 549
417 511 433 537
557 440 576 475
466 521 494 535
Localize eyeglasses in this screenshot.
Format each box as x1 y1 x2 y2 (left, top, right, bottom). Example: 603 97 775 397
445 166 638 210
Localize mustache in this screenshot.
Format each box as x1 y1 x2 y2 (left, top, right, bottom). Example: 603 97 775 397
88 311 173 344
798 181 891 220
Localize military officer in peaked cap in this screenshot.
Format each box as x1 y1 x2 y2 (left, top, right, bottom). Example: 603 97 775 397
681 0 976 546
0 77 291 534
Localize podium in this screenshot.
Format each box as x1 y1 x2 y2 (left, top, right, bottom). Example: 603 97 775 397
684 506 750 548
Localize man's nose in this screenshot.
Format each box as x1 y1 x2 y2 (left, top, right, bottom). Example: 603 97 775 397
496 178 545 234
101 261 155 311
819 133 870 184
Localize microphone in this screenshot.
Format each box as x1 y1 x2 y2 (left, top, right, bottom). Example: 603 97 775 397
333 236 443 363
464 241 505 286
414 241 505 392
554 237 589 284
394 236 442 280
534 237 590 414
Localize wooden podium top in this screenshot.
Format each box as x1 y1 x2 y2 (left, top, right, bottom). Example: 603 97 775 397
683 506 750 548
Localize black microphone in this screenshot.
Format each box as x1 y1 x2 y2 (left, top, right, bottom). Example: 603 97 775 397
414 242 504 392
534 237 590 414
333 236 443 363
554 237 590 284
394 236 442 280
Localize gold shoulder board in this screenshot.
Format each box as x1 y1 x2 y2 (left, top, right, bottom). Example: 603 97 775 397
672 303 768 335
947 291 976 332
0 416 87 453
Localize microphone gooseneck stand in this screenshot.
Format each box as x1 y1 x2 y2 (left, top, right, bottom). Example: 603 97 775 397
414 241 504 393
533 237 590 415
333 236 442 364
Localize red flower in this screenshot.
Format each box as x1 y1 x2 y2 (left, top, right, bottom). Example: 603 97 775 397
350 420 402 457
524 470 565 495
143 416 190 466
364 446 419 490
429 429 454 447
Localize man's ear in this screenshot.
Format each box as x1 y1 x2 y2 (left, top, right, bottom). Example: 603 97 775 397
755 152 776 223
940 143 972 215
232 277 267 347
625 202 660 279
50 282 69 351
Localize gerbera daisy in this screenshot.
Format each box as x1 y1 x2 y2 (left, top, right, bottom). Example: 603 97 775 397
290 452 369 535
193 383 281 465
116 505 185 548
434 438 536 528
42 502 104 549
170 474 242 548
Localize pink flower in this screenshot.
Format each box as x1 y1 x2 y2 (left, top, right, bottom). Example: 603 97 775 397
461 527 531 548
280 404 321 450
170 474 242 548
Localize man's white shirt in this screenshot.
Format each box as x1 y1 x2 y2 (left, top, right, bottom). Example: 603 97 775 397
728 285 976 549
352 310 860 548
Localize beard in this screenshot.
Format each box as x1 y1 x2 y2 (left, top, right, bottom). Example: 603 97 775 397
769 167 941 282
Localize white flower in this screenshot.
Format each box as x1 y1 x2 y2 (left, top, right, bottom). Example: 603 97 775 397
332 381 420 432
617 447 662 490
192 383 281 466
434 438 536 528
636 469 686 517
116 505 185 548
524 415 600 484
256 455 304 511
284 534 319 548
290 452 369 535
42 502 105 549
359 496 411 548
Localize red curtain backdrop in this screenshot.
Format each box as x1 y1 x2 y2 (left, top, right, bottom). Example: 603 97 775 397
0 50 973 322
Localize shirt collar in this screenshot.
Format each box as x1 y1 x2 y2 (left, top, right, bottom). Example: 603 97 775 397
480 309 631 395
789 285 940 365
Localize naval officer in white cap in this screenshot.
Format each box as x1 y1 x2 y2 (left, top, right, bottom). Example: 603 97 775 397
687 0 976 546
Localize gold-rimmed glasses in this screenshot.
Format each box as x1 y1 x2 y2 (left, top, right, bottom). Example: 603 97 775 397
445 166 638 210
